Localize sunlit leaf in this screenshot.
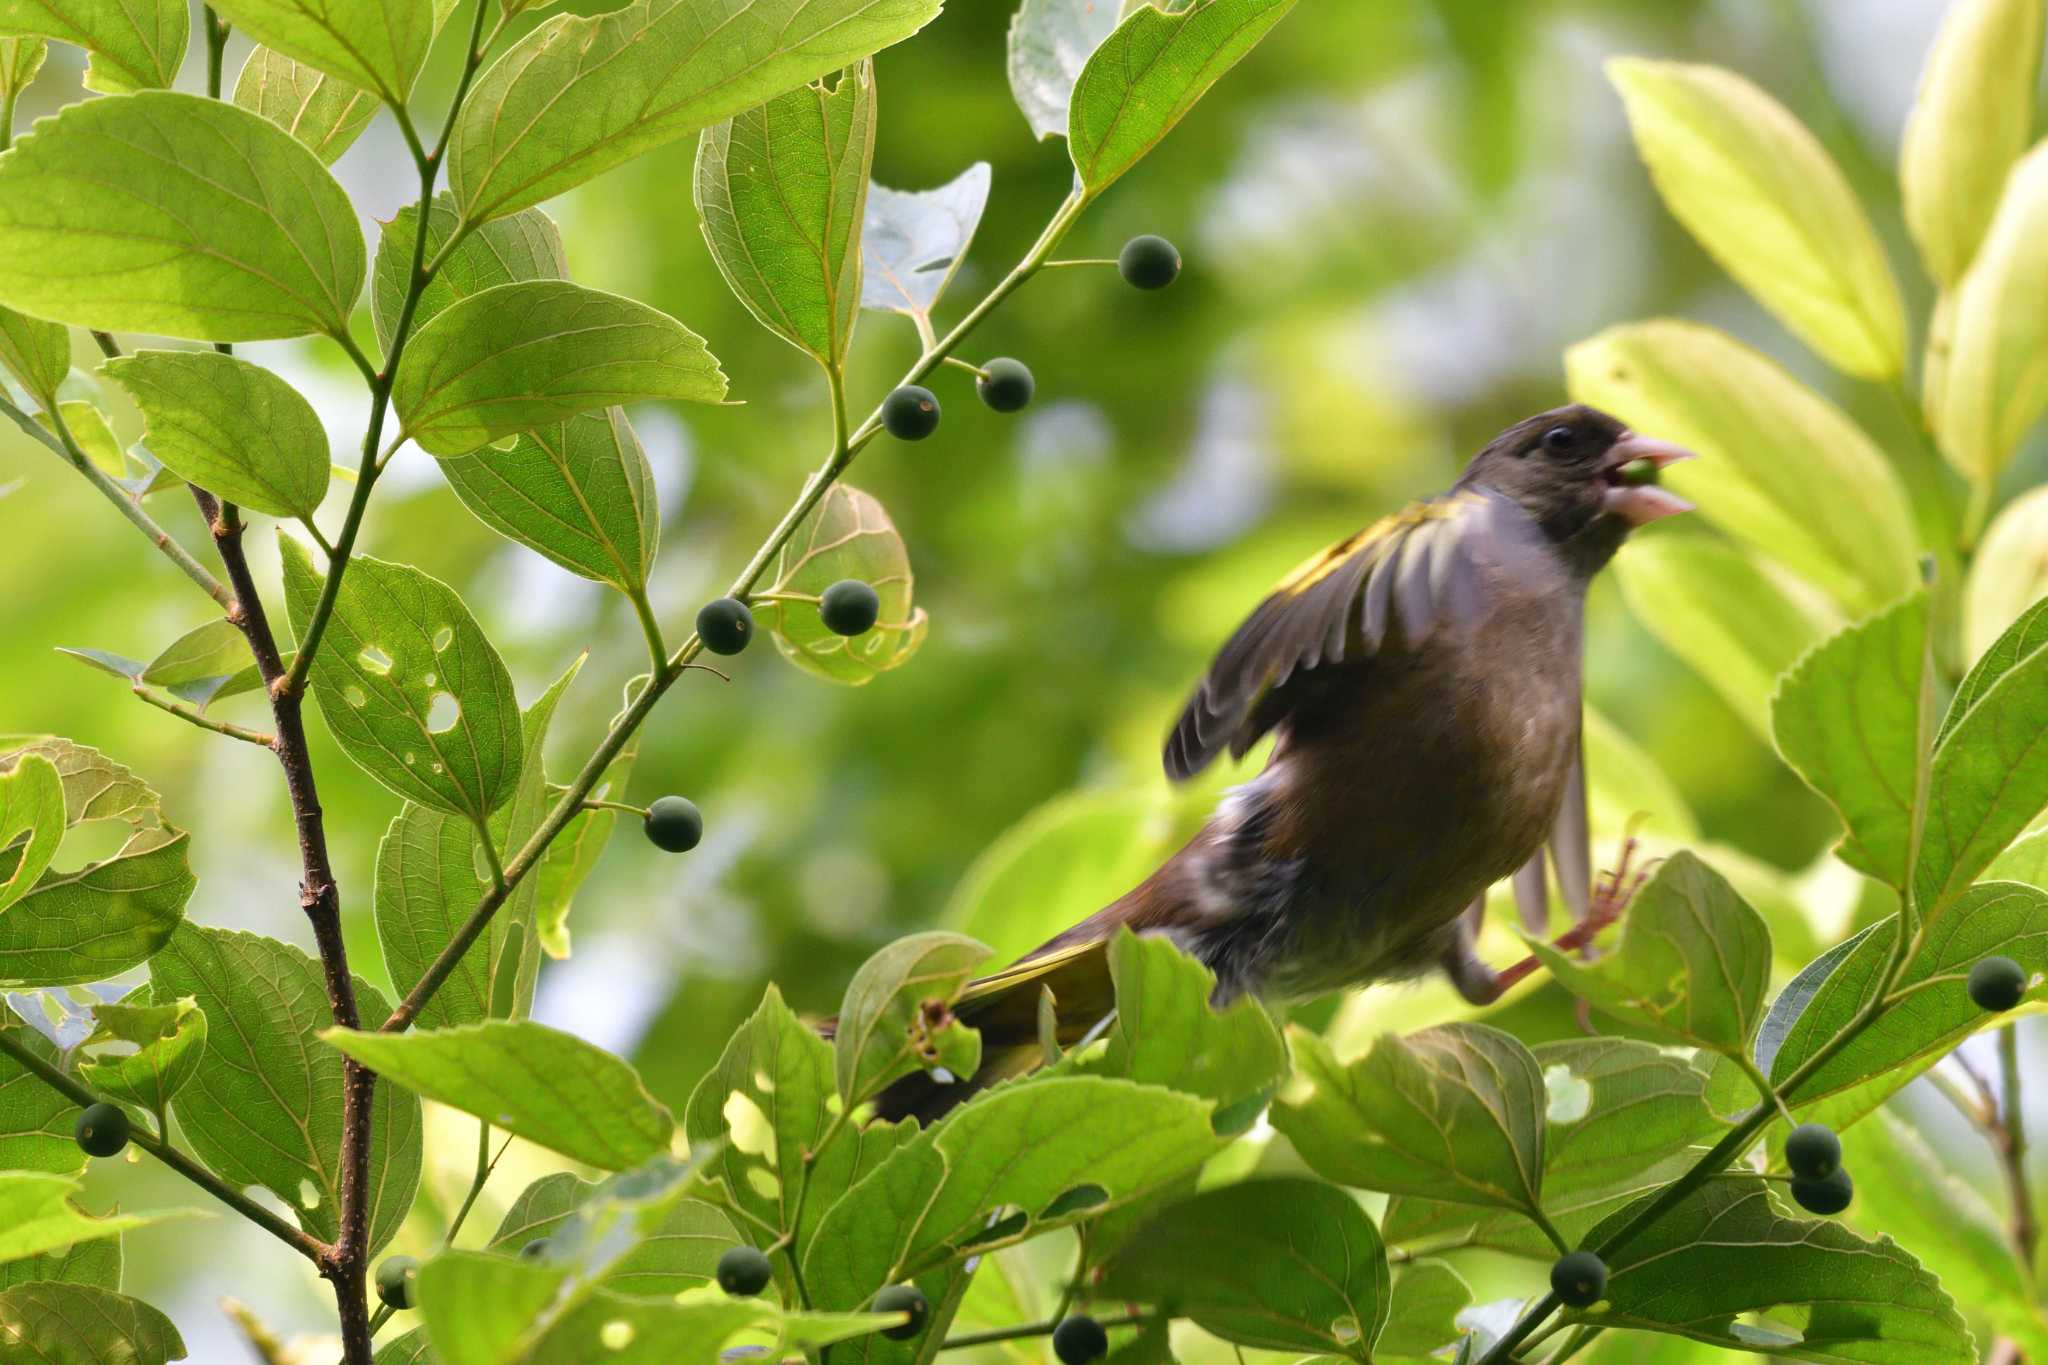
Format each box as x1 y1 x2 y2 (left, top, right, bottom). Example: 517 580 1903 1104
488 1171 737 1296
0 35 45 104
0 825 192 988
1008 0 1119 140
102 350 330 519
0 751 61 912
206 0 433 105
0 0 185 93
758 484 927 684
1965 486 2048 660
371 196 569 352
0 1281 186 1364
77 995 206 1116
0 1170 192 1264
0 306 68 411
860 163 991 321
233 44 377 165
37 400 124 478
835 931 991 1106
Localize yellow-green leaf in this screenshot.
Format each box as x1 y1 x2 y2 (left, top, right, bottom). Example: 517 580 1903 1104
0 0 185 93
0 1171 193 1264
1965 485 2048 659
758 484 927 685
0 307 66 410
206 0 433 106
103 350 330 519
76 995 206 1115
0 752 62 912
233 44 377 166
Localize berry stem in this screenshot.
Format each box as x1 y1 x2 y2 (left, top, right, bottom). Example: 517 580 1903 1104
938 1309 1153 1351
580 798 650 817
940 355 989 380
1039 258 1119 268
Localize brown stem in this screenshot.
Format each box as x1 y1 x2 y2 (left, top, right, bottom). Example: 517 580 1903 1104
2000 1025 2038 1275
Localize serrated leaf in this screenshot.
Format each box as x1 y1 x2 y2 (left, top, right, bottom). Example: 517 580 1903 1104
1068 0 1297 196
393 280 726 457
149 923 423 1254
372 196 569 352
859 162 991 321
447 0 944 225
1097 1178 1389 1361
1008 0 1118 141
1965 486 2048 660
0 1171 191 1264
280 538 523 823
0 1281 187 1364
0 0 185 93
758 483 928 684
1271 1023 1545 1216
323 1019 675 1170
0 825 192 988
488 1171 737 1296
0 751 61 912
1525 851 1771 1055
103 350 329 518
0 92 364 342
835 931 991 1105
0 735 157 830
1565 321 1918 614
206 0 432 106
233 44 376 165
76 995 205 1116
0 1235 118 1293
1607 58 1906 379
695 61 874 367
0 307 68 411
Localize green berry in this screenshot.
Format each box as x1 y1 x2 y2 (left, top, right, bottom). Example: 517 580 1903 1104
717 1245 774 1297
1615 457 1661 487
976 357 1035 413
74 1102 128 1158
376 1256 419 1310
696 597 754 656
1970 955 2028 1012
519 1238 548 1260
643 795 703 853
1550 1250 1607 1308
874 1284 929 1340
819 579 881 637
1785 1123 1841 1181
1118 234 1181 290
1053 1314 1109 1365
1791 1166 1854 1216
882 385 940 440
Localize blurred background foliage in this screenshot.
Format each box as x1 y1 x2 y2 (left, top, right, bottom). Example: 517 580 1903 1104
3 0 2035 1357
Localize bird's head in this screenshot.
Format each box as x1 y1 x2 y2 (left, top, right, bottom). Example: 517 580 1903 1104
1457 403 1694 574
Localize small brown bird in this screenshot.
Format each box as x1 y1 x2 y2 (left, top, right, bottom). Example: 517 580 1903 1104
879 404 1691 1119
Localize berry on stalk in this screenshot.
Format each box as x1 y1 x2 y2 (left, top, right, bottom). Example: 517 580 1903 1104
644 795 703 853
696 597 754 656
1118 234 1181 290
883 386 940 440
820 579 881 636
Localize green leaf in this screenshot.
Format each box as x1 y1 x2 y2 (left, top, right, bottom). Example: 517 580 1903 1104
1007 0 1118 141
393 280 726 457
1564 321 1918 614
0 307 68 411
1067 0 1298 197
0 1010 79 1175
0 826 193 988
530 736 633 956
1932 141 2048 482
1899 0 2043 286
804 1076 1218 1306
102 350 329 518
1613 534 1838 739
0 1235 119 1293
0 1282 186 1364
141 619 261 707
1378 1260 1471 1359
280 537 524 823
323 1019 676 1170
447 0 944 225
0 0 185 93
0 92 364 342
835 931 991 1106
1606 58 1907 380
1964 485 2048 659
1097 1178 1388 1361
149 923 423 1254
488 1171 738 1296
1580 1178 1971 1361
76 995 206 1116
758 483 928 685
0 35 44 102
1526 851 1772 1055
39 400 125 477
371 196 570 353
0 751 61 911
205 0 432 106
859 163 990 322
0 1171 189 1264
1773 593 1932 893
695 61 874 368
232 44 376 165
1271 1023 1545 1216
0 735 156 829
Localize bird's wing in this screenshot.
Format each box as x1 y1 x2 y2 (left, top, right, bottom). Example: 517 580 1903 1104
1164 487 1543 781
1503 724 1591 933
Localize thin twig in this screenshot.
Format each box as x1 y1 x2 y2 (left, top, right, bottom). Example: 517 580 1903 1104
1999 1025 2037 1274
130 687 275 747
938 1310 1153 1351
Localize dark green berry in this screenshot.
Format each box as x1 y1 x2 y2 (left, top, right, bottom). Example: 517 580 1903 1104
643 795 703 853
819 579 881 637
74 1102 128 1158
519 1238 548 1260
376 1256 419 1310
976 357 1034 413
1970 955 2028 1012
874 1284 929 1340
1549 1250 1607 1308
882 385 940 440
1785 1123 1841 1181
716 1245 774 1297
1791 1166 1854 1216
696 597 754 656
1118 234 1181 290
1053 1314 1109 1365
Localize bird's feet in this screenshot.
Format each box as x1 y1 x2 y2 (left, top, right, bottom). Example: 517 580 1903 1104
1446 834 1651 1005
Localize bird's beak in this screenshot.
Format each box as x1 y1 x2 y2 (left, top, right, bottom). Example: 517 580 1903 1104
1601 433 1695 527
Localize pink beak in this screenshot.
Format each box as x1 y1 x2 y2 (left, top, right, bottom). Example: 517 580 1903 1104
1602 433 1695 527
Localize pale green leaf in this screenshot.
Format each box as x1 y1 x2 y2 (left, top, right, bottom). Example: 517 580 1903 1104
835 931 991 1105
141 619 260 707
1607 58 1907 379
1008 0 1118 141
0 826 193 987
0 1281 186 1364
0 751 62 912
77 995 205 1115
759 483 928 684
1067 0 1298 197
530 731 634 956
0 35 45 102
488 1172 737 1296
103 350 329 518
0 307 68 410
323 1019 675 1170
280 537 524 822
0 0 185 92
38 400 125 477
1965 486 2048 660
372 196 569 353
860 163 991 320
393 280 726 457
206 0 432 105
0 1171 190 1264
0 92 364 342
232 44 377 166
695 60 874 367
447 0 944 224
0 735 157 829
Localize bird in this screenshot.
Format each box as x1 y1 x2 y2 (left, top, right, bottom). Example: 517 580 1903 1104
873 403 1692 1120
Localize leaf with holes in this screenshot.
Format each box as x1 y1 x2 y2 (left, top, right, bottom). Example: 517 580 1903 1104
149 924 422 1254
281 537 523 823
205 0 434 105
0 751 61 912
393 281 726 456
103 350 330 518
1008 0 1119 140
835 931 992 1106
233 44 376 165
758 484 928 685
0 1282 186 1364
323 1020 675 1171
1097 1178 1389 1361
860 163 991 321
0 0 185 92
76 996 205 1117
371 196 569 352
0 93 363 341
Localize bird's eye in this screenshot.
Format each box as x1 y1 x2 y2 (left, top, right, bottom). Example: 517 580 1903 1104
1542 425 1575 453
